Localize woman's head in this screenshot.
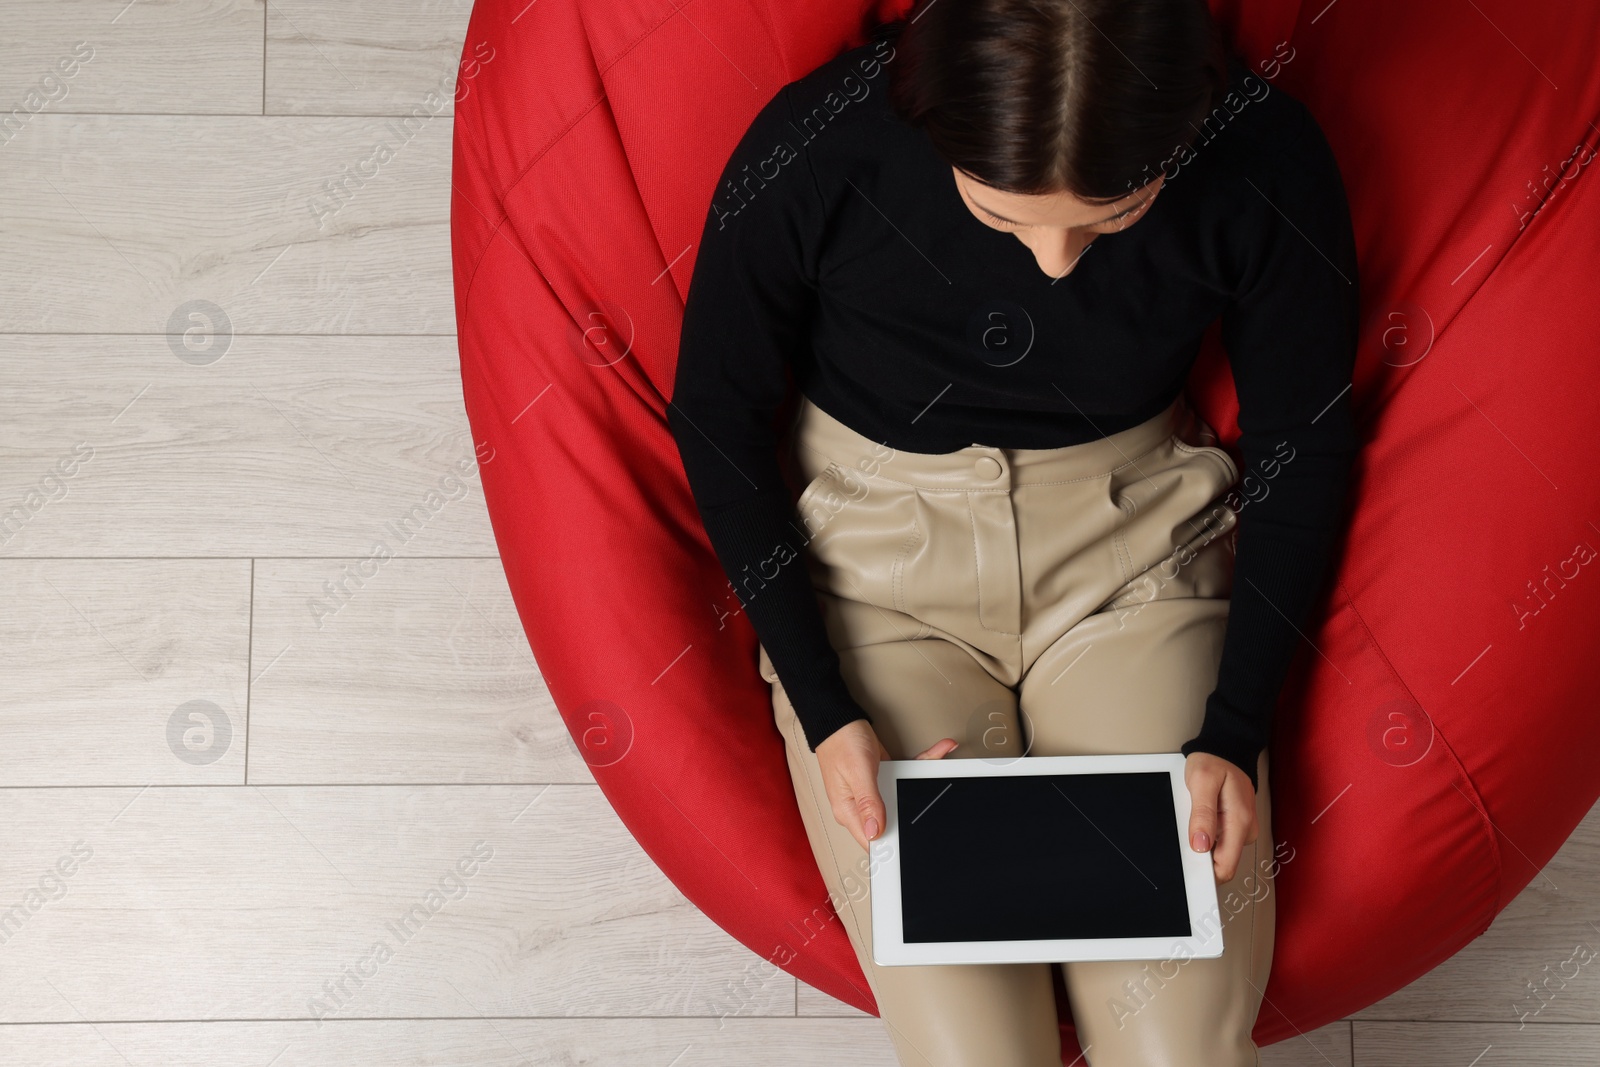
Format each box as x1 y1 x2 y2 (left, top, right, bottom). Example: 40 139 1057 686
883 0 1228 274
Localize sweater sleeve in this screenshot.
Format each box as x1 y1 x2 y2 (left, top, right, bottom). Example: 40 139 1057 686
1178 104 1362 792
667 84 872 751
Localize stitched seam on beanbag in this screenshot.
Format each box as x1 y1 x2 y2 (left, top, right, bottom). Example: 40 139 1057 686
1335 576 1504 929
460 3 689 309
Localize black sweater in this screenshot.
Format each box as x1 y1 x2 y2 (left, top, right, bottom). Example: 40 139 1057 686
668 30 1360 792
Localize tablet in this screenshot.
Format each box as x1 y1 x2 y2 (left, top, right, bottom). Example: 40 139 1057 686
870 752 1223 965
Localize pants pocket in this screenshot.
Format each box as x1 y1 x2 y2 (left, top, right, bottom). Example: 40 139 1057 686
796 468 928 621
1168 399 1241 488
1101 436 1238 610
795 460 839 515
1172 437 1241 489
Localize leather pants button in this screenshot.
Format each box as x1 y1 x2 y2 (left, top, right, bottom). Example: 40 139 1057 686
973 456 1002 480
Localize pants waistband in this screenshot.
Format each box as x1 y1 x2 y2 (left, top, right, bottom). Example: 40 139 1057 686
790 393 1195 491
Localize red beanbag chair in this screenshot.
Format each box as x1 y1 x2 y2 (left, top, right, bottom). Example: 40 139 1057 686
449 0 1600 1056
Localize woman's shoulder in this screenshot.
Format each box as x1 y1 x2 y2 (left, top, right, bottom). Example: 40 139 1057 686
1181 55 1358 303
1166 49 1352 263
779 30 906 152
715 32 903 193
1197 52 1347 197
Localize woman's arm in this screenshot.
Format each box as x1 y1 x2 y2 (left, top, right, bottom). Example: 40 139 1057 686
1181 96 1363 794
668 83 872 752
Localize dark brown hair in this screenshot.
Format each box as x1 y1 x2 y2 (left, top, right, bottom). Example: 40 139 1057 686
882 0 1228 202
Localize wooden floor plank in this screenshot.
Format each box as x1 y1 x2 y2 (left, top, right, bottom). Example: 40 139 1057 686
0 336 494 558
1356 1021 1600 1065
249 556 583 784
0 0 261 117
266 0 476 116
0 1018 897 1067
0 558 250 785
797 979 869 1017
1 116 452 334
1263 1020 1353 1066
0 784 792 1022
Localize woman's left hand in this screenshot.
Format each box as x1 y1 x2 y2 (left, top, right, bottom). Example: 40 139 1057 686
1183 752 1258 884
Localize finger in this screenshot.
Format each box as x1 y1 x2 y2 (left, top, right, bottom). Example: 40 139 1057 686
1213 784 1254 884
832 790 871 855
914 737 959 760
1188 773 1220 855
1239 774 1261 847
858 777 886 844
843 813 870 855
1214 826 1247 884
1227 772 1260 851
837 771 886 853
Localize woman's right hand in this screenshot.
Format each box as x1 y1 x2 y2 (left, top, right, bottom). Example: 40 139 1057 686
815 719 959 853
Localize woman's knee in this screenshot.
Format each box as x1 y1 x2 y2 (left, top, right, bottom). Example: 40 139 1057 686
871 961 1064 1067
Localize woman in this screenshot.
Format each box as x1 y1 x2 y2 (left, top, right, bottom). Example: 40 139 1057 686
669 1 1358 1063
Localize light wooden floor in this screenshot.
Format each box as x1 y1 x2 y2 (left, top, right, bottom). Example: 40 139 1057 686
2 2 1595 1064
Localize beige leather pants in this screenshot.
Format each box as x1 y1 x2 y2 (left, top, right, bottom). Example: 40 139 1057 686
758 393 1275 1067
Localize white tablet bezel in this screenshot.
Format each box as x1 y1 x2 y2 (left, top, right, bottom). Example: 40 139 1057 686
870 752 1223 966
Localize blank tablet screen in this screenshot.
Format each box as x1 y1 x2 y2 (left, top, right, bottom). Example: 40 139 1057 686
895 771 1192 943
